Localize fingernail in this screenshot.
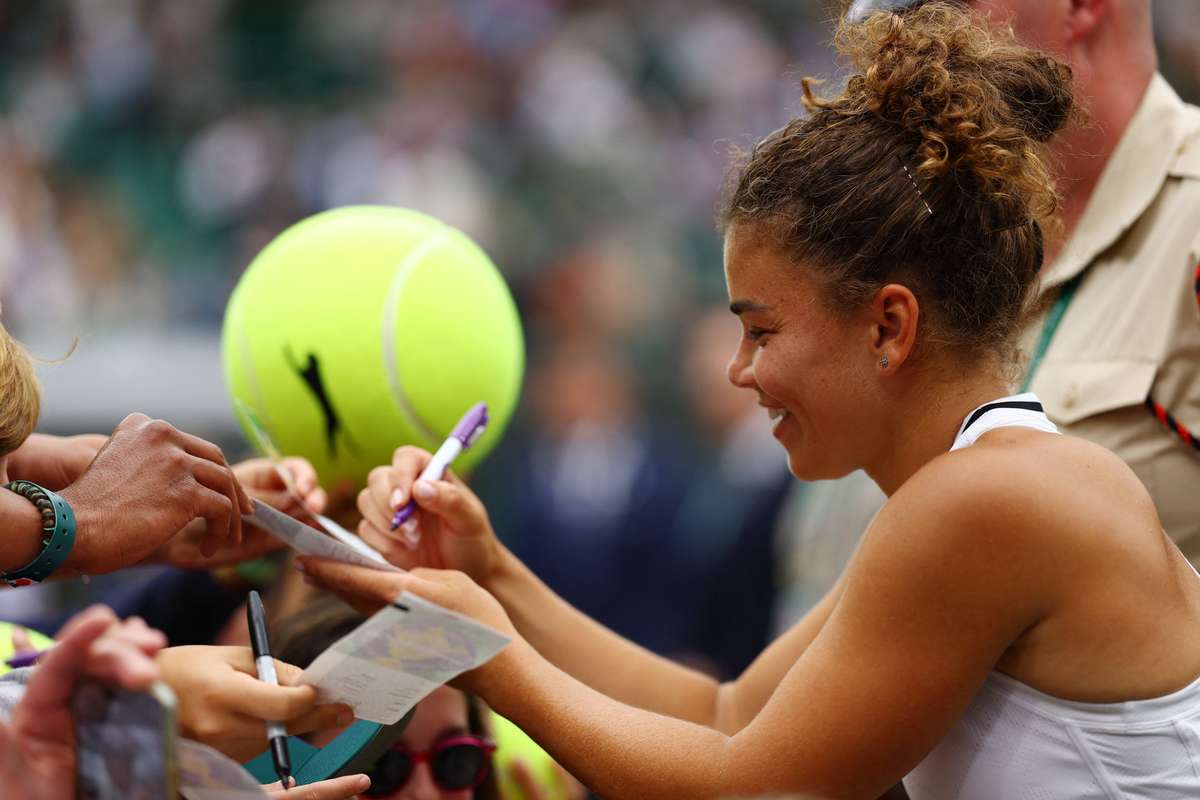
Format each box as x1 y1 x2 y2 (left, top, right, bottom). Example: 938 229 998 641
389 488 405 508
401 520 419 548
413 481 435 501
356 774 371 791
293 560 308 574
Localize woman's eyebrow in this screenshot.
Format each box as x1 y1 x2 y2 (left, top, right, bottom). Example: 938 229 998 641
729 299 773 316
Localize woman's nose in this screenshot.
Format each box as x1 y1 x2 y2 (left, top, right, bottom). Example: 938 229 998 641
726 341 755 389
398 762 443 800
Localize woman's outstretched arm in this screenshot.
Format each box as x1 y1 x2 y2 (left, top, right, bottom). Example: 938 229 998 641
353 445 848 731
488 542 849 733
303 456 1052 798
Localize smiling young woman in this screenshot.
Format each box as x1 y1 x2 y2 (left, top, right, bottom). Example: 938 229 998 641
300 4 1200 799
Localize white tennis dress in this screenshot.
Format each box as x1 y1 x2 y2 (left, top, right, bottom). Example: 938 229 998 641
904 394 1200 800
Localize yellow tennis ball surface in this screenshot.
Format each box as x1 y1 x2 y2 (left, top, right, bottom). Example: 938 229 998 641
222 206 524 489
491 711 572 800
0 622 54 675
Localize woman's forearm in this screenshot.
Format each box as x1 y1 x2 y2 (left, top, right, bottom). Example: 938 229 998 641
481 638 734 800
486 546 723 726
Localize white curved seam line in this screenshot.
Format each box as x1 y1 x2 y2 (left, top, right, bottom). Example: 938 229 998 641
238 322 279 440
381 230 448 445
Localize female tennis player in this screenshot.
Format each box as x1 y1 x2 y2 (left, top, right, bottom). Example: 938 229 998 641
300 5 1200 798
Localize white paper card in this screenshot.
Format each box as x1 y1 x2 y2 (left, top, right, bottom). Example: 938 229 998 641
178 738 268 800
245 501 400 572
234 398 390 565
302 592 510 724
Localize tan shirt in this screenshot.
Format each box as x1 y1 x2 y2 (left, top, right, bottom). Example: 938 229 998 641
1021 74 1200 561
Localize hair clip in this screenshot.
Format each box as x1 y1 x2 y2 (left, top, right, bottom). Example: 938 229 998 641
899 160 934 216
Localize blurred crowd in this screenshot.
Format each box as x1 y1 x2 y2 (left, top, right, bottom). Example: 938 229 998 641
0 0 1196 402
0 0 838 340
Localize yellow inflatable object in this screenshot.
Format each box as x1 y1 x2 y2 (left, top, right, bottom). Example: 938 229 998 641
222 206 525 490
0 622 53 675
491 711 572 800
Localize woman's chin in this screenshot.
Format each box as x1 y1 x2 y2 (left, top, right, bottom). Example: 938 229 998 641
785 449 855 483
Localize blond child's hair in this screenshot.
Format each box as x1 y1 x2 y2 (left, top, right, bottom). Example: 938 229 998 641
0 317 40 456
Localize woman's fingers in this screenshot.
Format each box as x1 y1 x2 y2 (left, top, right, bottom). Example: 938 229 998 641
214 669 324 723
266 774 371 799
356 517 418 567
279 457 318 496
360 467 398 534
23 606 115 713
271 660 357 731
305 486 328 515
84 619 166 688
297 557 446 607
508 760 545 800
9 625 31 653
221 658 352 730
391 446 434 480
411 477 481 522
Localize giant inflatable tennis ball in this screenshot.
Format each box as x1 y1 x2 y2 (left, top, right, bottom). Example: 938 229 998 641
490 712 573 800
222 206 524 489
0 624 53 677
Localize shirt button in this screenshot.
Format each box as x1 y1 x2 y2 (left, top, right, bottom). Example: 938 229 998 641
1064 384 1080 409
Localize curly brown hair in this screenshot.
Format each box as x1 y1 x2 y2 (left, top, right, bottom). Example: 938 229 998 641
721 2 1074 360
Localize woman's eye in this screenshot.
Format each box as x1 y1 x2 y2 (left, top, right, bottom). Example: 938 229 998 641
746 327 770 344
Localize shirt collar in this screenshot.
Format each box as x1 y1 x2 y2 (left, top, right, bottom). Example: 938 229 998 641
1043 74 1191 290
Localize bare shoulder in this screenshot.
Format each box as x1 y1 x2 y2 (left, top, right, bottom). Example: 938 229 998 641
856 431 1158 618
934 429 1156 528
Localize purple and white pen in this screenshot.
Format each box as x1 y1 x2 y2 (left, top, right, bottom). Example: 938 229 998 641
390 402 489 545
5 648 47 669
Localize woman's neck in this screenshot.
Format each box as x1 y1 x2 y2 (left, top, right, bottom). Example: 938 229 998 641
864 370 1015 497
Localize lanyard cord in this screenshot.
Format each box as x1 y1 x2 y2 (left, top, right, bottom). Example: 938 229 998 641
1020 273 1085 393
1022 265 1200 453
1144 259 1200 452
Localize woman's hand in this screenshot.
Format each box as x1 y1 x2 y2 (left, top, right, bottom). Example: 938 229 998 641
297 557 517 645
156 645 354 762
356 447 504 583
265 774 372 799
0 605 166 800
234 457 328 520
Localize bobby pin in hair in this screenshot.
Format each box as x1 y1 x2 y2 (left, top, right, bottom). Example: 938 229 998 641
898 158 934 216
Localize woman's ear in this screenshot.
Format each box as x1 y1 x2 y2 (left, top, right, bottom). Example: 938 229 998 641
0 454 9 484
870 284 919 373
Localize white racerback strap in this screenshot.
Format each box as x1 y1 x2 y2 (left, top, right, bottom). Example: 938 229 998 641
950 392 1059 452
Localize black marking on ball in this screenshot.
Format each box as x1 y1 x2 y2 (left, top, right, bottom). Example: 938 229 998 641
284 345 360 460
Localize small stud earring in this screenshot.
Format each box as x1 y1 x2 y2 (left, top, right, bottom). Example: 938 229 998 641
879 355 889 369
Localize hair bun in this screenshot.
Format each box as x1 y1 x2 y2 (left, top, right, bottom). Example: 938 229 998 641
824 2 1073 217
998 54 1074 142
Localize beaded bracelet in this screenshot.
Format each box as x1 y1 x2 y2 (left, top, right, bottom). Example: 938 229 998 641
2 480 76 587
